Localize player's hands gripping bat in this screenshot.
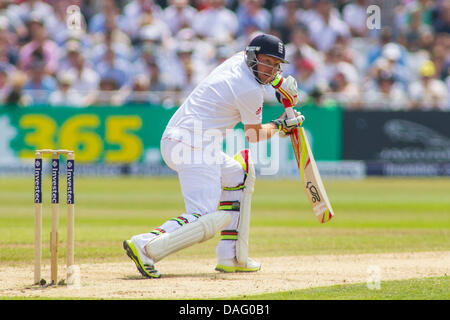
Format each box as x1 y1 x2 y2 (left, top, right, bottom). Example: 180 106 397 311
272 75 334 224
271 110 305 137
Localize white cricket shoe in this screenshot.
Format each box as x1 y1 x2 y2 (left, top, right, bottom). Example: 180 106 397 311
123 239 161 278
215 257 261 273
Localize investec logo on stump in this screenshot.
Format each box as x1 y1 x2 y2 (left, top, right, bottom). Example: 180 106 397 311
67 160 74 204
51 160 59 204
34 159 42 203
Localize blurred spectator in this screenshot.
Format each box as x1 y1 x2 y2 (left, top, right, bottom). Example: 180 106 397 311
342 0 369 38
236 0 271 37
88 0 127 35
124 74 159 105
328 67 361 108
123 0 164 40
400 0 435 30
49 71 84 107
23 59 57 105
365 27 396 69
0 35 17 73
214 45 235 66
59 39 83 70
302 82 339 108
305 0 350 52
90 30 133 64
446 75 450 107
95 47 132 89
334 35 356 64
193 0 239 42
271 0 305 44
165 41 209 98
442 55 450 82
137 16 172 50
59 40 100 96
18 16 60 76
103 12 132 48
163 0 197 35
177 45 198 96
319 44 359 88
284 49 322 94
300 0 314 11
0 0 28 40
132 42 168 95
409 60 449 110
285 25 323 68
86 77 121 106
138 25 162 51
17 0 58 30
400 7 433 52
173 27 218 66
193 0 211 11
432 0 450 34
430 34 449 81
363 69 410 110
3 71 31 106
0 66 8 102
369 42 410 89
147 57 167 93
415 28 435 53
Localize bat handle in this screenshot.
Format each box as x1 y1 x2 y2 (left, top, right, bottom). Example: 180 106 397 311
282 99 296 119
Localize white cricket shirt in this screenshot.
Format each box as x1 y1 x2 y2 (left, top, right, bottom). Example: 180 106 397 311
164 52 265 139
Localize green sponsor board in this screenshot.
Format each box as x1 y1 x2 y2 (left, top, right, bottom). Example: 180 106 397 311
0 105 341 163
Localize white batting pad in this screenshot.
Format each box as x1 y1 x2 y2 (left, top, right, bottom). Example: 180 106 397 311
145 211 231 262
236 152 256 264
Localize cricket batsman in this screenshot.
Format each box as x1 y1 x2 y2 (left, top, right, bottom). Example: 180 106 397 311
123 33 304 278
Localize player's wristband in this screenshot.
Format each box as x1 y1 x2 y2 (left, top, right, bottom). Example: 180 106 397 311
270 119 289 135
270 120 281 132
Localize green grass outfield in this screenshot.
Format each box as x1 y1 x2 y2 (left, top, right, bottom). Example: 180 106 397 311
0 176 449 299
233 276 450 300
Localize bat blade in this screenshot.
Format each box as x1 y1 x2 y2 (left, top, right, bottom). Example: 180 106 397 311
290 127 334 223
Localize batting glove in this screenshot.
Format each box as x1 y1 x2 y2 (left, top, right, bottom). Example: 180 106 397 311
271 75 299 107
271 110 305 137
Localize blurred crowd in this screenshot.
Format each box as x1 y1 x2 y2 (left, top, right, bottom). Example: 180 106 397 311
0 0 448 110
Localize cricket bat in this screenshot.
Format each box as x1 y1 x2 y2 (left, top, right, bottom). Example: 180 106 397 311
283 100 334 223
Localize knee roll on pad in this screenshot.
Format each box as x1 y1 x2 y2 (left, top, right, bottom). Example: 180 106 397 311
145 211 231 263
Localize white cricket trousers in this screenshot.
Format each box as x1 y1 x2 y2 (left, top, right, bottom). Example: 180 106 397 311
132 131 246 260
